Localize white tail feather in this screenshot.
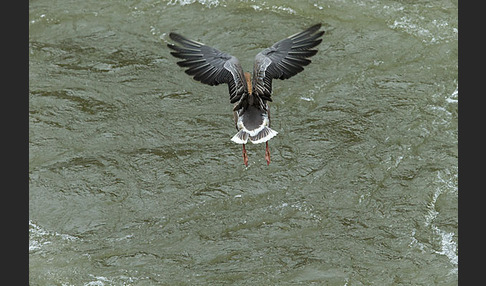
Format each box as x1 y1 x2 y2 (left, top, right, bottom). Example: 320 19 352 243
231 127 278 144
231 130 249 144
249 127 278 144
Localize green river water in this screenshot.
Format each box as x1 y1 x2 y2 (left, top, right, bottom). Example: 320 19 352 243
29 0 458 284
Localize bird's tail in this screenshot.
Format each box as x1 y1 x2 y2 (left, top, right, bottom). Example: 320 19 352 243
231 127 277 144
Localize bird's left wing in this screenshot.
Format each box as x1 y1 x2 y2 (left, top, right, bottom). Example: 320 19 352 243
167 33 247 104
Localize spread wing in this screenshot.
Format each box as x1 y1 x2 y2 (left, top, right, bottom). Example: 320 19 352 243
252 24 325 101
167 33 247 104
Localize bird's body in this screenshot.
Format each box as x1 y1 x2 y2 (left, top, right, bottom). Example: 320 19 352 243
167 24 324 166
231 72 277 145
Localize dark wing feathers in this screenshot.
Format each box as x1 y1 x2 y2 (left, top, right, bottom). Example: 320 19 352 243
167 24 324 105
252 24 324 100
167 33 247 103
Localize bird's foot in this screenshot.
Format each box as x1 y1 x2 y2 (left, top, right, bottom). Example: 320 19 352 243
243 144 249 166
265 142 271 165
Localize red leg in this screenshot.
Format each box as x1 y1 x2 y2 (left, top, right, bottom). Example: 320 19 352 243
265 142 271 165
242 144 249 166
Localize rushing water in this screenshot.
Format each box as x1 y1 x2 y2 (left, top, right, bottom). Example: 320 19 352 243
29 0 458 284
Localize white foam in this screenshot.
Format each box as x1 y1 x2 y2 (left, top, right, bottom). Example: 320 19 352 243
389 14 456 44
300 96 314 102
29 220 78 252
434 226 458 268
446 86 458 103
390 17 433 43
247 3 296 15
250 5 262 11
84 275 113 286
167 0 220 7
271 5 296 14
422 170 458 271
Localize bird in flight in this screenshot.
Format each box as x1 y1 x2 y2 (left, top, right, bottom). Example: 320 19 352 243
167 24 324 166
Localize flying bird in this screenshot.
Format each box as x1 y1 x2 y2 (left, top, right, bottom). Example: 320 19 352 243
167 24 324 166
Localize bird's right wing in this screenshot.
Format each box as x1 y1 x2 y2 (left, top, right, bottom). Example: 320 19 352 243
252 24 325 101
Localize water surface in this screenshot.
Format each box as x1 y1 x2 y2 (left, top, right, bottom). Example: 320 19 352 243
29 0 458 284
